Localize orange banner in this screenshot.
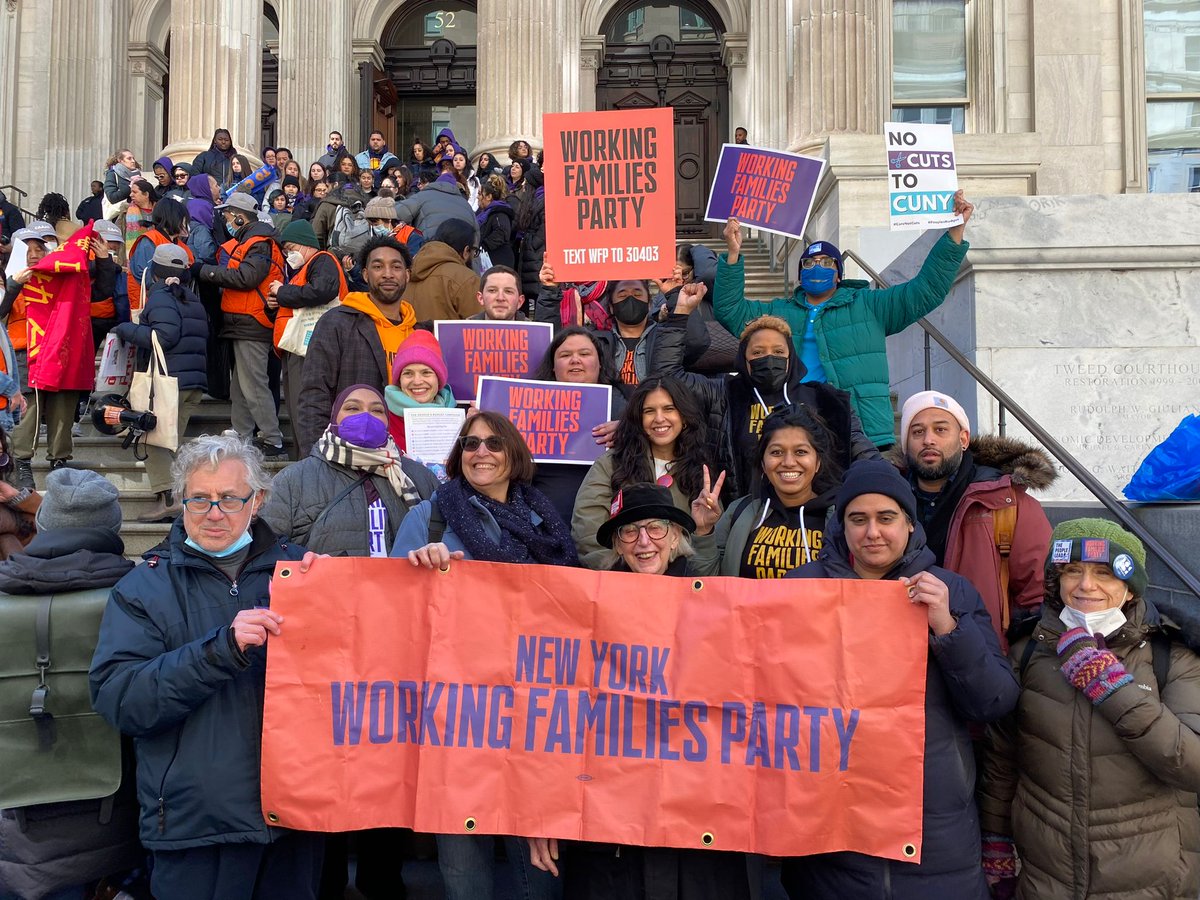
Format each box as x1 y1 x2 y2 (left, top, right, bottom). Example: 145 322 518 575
543 107 676 282
261 559 929 861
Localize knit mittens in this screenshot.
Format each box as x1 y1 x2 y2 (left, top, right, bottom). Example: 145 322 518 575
1057 627 1133 704
981 833 1018 899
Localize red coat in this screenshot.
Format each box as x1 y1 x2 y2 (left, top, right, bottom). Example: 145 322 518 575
941 436 1056 651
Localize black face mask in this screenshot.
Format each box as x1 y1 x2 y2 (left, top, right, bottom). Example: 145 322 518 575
611 297 648 326
748 355 789 392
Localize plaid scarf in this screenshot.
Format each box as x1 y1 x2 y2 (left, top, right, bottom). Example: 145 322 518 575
560 281 610 330
315 428 422 509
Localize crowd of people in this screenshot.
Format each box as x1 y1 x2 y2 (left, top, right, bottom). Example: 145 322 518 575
1 123 1198 900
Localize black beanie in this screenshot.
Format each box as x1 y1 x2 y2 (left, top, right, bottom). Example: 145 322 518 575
835 459 917 523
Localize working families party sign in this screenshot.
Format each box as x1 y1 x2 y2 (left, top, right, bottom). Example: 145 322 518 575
434 320 553 400
543 107 676 282
261 559 930 860
704 145 825 239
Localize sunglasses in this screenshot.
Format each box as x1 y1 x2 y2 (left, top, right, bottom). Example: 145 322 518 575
459 435 505 453
174 174 188 181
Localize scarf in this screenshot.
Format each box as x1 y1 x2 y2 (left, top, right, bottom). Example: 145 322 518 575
314 427 422 509
560 281 611 330
475 199 513 229
384 383 457 416
434 478 579 567
113 162 139 182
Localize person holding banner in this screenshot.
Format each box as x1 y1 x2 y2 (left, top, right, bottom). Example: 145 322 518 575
90 434 324 900
651 283 877 499
714 190 973 450
526 482 746 899
392 410 575 900
572 376 717 568
528 326 626 523
783 458 1017 899
978 519 1200 900
692 404 843 579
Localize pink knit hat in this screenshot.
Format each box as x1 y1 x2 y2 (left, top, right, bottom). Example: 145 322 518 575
391 329 449 388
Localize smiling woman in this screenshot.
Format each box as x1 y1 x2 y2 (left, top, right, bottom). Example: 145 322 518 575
382 330 458 463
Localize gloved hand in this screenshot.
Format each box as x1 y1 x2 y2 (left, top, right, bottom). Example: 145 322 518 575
189 260 207 283
1056 627 1133 704
981 832 1018 899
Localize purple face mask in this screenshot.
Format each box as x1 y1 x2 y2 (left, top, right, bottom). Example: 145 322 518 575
335 412 389 449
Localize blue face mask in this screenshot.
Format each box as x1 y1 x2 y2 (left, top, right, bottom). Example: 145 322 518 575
800 266 837 295
184 500 258 557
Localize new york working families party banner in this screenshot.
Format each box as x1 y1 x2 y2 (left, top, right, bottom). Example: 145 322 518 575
543 107 676 282
261 559 930 860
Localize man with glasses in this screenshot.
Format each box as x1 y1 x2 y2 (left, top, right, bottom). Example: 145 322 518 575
402 218 484 322
91 433 324 900
714 190 974 450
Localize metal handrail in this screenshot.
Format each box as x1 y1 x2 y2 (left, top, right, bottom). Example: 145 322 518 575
832 245 1200 600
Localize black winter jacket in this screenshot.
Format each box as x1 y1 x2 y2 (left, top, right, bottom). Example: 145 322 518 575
297 305 391 456
649 310 879 498
478 201 516 268
113 280 209 391
200 221 281 342
518 192 545 300
782 520 1018 900
275 251 343 312
89 519 306 849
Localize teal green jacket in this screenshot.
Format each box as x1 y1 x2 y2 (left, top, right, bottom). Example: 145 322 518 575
712 233 968 446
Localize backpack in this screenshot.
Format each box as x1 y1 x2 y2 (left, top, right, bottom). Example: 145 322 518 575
329 200 371 258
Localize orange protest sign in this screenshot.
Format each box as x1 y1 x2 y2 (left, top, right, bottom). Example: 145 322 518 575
261 559 928 860
543 107 676 282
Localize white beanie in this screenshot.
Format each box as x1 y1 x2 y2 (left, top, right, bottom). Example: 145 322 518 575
899 390 970 455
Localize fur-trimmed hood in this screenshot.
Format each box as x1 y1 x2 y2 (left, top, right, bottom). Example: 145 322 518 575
888 433 1058 492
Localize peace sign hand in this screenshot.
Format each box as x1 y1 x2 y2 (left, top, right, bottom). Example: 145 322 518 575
690 464 727 536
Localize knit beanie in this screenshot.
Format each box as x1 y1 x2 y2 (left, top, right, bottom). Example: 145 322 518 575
279 219 319 250
391 330 449 389
35 468 123 535
281 174 301 189
364 196 398 220
1048 518 1148 598
835 458 918 524
899 390 971 454
799 240 844 279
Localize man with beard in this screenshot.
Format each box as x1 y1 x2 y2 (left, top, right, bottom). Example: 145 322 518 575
895 390 1055 648
297 235 416 455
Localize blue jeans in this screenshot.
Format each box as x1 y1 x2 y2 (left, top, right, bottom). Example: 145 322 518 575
436 833 561 900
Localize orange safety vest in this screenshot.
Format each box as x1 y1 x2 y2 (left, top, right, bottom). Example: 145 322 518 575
220 234 285 330
7 293 26 352
127 231 194 314
391 223 421 247
0 345 10 411
272 250 348 350
91 296 116 320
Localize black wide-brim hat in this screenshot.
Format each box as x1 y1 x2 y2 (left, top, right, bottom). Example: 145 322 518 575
596 482 696 548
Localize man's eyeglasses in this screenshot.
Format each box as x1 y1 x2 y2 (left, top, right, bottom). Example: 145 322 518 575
459 435 505 453
616 519 671 543
182 493 254 514
800 257 838 270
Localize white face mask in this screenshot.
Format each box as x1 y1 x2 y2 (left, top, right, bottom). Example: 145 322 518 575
1059 595 1129 638
286 250 304 270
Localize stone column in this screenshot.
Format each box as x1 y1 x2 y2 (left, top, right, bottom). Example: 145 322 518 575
0 0 22 190
41 0 131 203
746 2 791 151
789 0 883 152
475 0 570 159
275 0 354 166
128 43 169 173
162 0 263 164
578 36 605 112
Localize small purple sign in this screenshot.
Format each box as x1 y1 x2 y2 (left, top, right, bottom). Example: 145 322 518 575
704 145 826 240
477 376 612 465
434 320 554 401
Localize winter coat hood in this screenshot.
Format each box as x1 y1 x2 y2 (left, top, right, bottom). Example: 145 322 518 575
0 527 132 594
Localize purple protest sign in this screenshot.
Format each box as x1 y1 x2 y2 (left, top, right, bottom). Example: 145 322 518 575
477 376 612 465
434 320 554 401
704 145 826 240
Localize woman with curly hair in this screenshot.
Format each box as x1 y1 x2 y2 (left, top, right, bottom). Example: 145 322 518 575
571 375 719 568
35 192 74 243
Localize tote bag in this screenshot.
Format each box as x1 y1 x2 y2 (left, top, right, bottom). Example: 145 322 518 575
127 330 179 451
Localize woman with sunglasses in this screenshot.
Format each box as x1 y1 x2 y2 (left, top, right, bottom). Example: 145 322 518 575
526 482 747 897
391 410 576 900
571 376 723 569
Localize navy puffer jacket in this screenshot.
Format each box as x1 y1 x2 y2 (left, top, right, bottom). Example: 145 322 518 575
112 279 209 392
89 520 306 849
781 519 1018 900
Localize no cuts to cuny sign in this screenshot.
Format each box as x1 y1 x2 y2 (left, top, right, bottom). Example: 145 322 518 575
884 122 964 231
